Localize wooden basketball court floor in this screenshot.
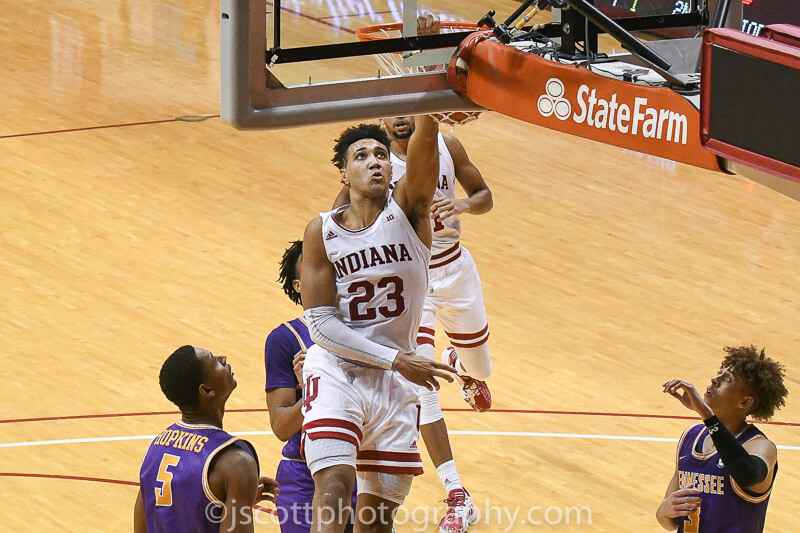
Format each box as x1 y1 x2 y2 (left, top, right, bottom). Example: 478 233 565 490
1 1 798 531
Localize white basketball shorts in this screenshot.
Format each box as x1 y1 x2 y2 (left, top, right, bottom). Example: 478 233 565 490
416 245 490 352
301 345 423 476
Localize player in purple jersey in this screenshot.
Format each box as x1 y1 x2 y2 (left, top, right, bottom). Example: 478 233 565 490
656 346 788 533
265 240 356 533
135 345 278 533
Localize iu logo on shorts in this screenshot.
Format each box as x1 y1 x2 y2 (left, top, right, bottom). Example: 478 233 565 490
303 375 320 411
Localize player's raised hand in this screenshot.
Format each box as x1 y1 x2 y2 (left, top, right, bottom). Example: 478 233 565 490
431 196 469 222
657 486 702 518
392 352 457 390
663 379 714 418
293 351 306 385
254 476 280 505
417 13 441 36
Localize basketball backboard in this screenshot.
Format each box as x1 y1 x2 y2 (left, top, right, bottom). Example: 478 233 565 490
219 0 501 130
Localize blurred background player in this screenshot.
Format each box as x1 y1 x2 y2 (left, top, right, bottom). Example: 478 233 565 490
334 108 493 533
135 345 278 533
384 114 493 533
301 117 456 533
264 240 356 533
657 345 788 532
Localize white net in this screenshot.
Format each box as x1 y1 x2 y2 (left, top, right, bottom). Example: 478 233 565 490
356 21 482 129
356 21 478 75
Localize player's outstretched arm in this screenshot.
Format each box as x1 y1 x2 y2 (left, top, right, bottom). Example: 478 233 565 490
392 353 456 390
429 134 493 223
663 379 774 490
133 489 147 533
656 470 701 531
662 380 713 419
393 115 439 226
301 218 400 369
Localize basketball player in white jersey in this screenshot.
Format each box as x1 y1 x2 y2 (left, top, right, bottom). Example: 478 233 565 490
301 116 457 533
388 115 494 533
333 114 493 533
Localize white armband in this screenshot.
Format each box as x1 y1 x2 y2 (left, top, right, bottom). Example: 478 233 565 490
304 306 399 369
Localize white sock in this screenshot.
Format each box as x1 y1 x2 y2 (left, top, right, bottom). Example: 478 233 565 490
449 352 467 376
436 460 462 493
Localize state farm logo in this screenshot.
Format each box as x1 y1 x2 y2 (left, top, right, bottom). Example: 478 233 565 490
536 77 688 145
537 78 572 120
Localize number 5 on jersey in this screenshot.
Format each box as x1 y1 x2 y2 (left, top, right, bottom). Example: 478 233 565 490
154 454 181 506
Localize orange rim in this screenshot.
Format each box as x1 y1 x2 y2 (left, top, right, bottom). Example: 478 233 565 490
356 21 479 42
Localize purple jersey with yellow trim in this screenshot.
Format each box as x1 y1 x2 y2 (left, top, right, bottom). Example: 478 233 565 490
676 423 776 533
139 421 259 533
265 317 312 461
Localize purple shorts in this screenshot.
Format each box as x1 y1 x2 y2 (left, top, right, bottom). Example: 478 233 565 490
275 459 357 533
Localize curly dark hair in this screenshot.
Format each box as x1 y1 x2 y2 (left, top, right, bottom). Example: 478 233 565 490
331 123 392 170
722 345 788 421
278 240 303 306
159 345 204 411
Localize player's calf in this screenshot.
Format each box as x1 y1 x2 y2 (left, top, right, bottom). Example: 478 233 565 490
310 465 356 533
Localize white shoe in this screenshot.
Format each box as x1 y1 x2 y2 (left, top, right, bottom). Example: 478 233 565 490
439 488 477 533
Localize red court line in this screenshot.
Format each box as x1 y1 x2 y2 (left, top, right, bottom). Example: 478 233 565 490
0 115 220 140
0 410 186 424
2 408 796 427
0 473 279 515
0 472 138 487
254 504 279 516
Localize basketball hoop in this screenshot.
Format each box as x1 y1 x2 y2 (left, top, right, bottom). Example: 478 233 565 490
356 21 482 129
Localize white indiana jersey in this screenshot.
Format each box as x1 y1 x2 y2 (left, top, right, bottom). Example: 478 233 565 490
390 132 460 257
320 195 431 357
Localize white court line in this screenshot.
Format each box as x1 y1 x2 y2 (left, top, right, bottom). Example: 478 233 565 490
450 430 678 442
1 430 798 450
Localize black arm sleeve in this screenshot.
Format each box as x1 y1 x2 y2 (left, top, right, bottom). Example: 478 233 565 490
704 415 769 488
